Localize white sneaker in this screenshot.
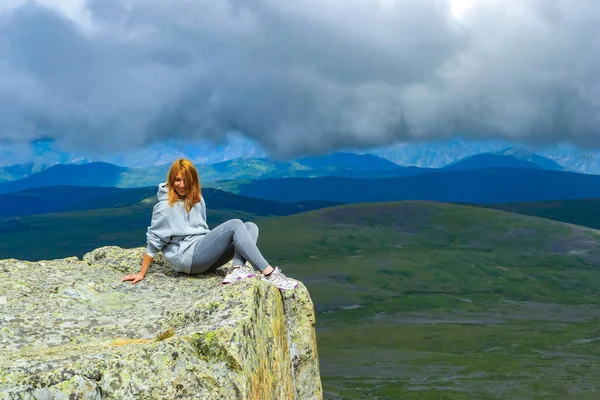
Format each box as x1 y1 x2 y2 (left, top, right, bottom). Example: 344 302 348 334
222 264 256 284
261 267 298 290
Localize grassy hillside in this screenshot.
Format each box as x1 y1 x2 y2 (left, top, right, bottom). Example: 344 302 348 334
0 190 340 260
255 202 600 309
0 202 265 261
470 198 600 230
250 202 600 399
3 201 600 398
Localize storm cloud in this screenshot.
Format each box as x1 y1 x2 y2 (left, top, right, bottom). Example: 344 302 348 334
1 0 599 158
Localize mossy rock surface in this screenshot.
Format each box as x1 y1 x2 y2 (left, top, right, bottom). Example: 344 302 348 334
0 246 322 399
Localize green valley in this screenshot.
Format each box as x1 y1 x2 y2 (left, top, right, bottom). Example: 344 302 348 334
3 200 600 398
252 202 600 398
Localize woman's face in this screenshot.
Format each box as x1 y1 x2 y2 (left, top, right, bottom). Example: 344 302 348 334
173 172 187 197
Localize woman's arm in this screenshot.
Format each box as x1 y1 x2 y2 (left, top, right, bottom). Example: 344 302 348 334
201 196 207 223
146 209 171 254
121 206 171 284
121 253 153 284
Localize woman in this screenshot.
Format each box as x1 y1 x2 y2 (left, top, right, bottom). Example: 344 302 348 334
121 158 298 290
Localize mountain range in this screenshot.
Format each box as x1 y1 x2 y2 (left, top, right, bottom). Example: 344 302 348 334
0 152 421 192
442 153 545 171
1 150 597 206
366 138 600 174
1 137 266 169
5 137 600 174
215 168 600 204
0 148 573 190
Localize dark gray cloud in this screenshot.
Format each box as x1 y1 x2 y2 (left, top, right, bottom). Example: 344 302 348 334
1 0 599 158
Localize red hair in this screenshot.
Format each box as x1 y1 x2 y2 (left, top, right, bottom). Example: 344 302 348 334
167 158 201 212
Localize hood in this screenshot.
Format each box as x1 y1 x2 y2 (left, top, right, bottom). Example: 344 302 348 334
157 182 169 202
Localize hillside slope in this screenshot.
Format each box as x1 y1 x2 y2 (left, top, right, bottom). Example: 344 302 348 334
3 200 600 398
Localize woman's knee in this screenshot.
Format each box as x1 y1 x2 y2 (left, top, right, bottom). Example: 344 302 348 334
244 222 258 236
224 219 244 230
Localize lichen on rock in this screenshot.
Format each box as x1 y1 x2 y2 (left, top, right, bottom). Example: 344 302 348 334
0 246 322 399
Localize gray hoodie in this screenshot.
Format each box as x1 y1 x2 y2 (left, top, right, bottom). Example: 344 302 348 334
145 183 210 273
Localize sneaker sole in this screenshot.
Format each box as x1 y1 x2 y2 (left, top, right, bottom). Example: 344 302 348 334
222 274 255 285
276 282 299 291
260 278 299 290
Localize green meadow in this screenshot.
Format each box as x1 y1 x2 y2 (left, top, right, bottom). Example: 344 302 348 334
3 200 600 398
254 202 600 399
474 198 600 230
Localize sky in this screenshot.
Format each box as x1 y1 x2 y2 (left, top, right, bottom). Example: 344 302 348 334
1 0 599 161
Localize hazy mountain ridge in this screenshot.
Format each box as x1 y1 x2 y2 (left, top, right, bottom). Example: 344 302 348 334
5 137 600 175
0 153 416 193
367 139 514 168
216 168 600 204
0 148 570 194
442 153 543 171
0 163 47 182
0 185 343 219
493 147 565 171
0 137 266 169
368 139 600 173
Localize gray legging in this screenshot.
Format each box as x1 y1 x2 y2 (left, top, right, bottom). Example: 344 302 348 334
190 219 269 274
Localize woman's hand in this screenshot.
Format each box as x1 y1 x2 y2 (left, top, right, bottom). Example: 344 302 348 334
122 253 154 284
121 273 145 285
121 253 154 284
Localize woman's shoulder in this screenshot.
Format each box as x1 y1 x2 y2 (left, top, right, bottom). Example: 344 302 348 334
193 197 205 209
152 200 171 213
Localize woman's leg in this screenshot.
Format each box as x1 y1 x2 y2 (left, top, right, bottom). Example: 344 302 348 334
231 222 259 268
190 219 268 274
190 219 297 290
204 222 259 272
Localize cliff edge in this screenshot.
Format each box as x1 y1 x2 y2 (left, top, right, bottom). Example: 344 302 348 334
0 246 322 399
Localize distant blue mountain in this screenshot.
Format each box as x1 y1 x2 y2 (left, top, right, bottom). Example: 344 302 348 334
493 148 565 171
6 136 600 174
0 163 45 182
442 153 542 171
538 144 600 174
0 153 428 194
296 152 401 171
0 186 156 217
367 138 513 168
0 149 587 200
0 162 127 194
205 155 430 180
367 139 600 174
220 168 600 204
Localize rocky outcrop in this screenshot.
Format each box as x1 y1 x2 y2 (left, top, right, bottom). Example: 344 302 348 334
0 247 322 399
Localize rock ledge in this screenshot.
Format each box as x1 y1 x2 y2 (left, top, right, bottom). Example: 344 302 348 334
0 246 322 399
